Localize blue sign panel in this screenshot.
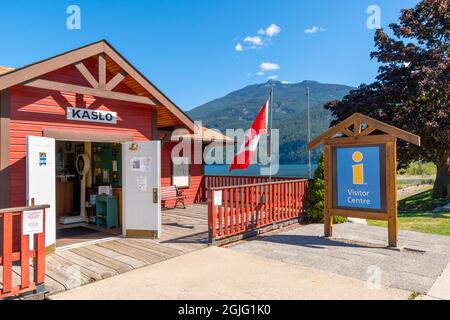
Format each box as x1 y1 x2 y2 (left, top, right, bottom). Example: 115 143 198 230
334 146 383 210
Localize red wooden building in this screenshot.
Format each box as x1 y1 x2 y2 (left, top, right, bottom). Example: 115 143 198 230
0 40 228 252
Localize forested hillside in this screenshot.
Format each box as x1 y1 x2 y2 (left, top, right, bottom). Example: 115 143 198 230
187 80 354 163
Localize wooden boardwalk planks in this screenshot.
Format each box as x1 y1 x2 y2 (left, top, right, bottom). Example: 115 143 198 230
44 204 209 296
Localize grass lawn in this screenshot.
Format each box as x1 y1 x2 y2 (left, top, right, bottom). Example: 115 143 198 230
367 189 450 236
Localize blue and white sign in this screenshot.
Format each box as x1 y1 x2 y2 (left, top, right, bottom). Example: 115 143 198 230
67 107 117 124
334 146 383 210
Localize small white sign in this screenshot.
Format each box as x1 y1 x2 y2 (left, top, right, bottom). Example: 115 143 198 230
23 210 44 235
137 176 148 192
213 190 223 206
98 186 111 195
67 107 117 124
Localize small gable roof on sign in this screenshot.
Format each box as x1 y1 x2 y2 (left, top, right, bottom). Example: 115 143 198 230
308 113 421 150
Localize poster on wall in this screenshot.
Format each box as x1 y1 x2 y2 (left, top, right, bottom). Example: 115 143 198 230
131 156 152 172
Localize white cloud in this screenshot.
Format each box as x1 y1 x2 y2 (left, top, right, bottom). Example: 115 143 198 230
244 36 264 46
304 26 325 34
265 24 281 37
268 75 278 80
256 71 264 76
235 43 244 51
260 62 280 72
235 23 281 52
281 81 291 84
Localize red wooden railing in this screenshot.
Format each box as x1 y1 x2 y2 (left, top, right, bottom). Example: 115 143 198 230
201 175 298 202
207 179 308 242
0 205 47 299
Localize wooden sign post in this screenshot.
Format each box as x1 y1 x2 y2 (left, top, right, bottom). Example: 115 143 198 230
308 113 421 247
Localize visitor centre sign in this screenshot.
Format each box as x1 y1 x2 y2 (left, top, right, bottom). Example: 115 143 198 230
308 113 421 247
333 145 386 212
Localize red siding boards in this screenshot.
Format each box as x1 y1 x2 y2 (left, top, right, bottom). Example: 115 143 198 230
6 60 205 209
161 142 205 206
8 61 154 207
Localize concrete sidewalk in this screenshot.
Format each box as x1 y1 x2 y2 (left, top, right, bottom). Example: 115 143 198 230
230 223 450 296
50 246 409 300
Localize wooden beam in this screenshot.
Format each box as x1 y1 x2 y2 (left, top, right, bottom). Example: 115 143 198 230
361 114 421 146
0 89 11 209
43 128 133 143
74 62 99 88
105 70 127 91
98 53 106 89
308 112 421 149
103 43 195 132
0 41 104 91
151 108 158 140
341 128 354 137
24 79 156 105
308 114 356 150
354 117 362 135
158 130 172 147
360 125 377 136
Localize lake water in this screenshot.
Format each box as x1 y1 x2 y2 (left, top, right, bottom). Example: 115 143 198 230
205 164 318 178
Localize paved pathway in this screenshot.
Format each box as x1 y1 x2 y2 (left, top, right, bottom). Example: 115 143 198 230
50 246 409 300
230 223 450 295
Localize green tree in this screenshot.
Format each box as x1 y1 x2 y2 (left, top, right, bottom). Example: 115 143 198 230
304 153 347 223
325 0 449 198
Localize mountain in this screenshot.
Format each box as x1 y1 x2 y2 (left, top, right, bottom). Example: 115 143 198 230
187 80 355 163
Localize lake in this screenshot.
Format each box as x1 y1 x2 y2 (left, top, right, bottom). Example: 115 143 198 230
205 164 318 178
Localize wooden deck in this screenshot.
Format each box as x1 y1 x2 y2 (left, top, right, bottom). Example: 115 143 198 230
15 204 209 296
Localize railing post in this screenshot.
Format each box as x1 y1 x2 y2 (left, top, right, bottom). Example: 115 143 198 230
20 212 30 290
207 189 216 243
34 208 46 287
2 212 13 294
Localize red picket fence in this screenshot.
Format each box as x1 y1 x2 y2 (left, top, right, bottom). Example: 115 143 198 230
0 205 47 299
207 179 308 242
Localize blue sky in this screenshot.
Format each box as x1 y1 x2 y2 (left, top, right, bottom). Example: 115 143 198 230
0 0 418 110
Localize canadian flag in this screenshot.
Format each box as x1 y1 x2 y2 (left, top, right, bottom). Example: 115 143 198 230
229 99 269 171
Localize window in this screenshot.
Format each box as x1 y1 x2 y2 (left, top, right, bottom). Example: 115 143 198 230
172 156 189 188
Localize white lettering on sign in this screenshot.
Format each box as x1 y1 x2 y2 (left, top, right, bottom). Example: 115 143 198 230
23 210 44 235
67 107 117 124
213 190 223 206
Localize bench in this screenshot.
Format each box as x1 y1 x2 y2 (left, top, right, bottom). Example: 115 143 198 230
161 185 186 209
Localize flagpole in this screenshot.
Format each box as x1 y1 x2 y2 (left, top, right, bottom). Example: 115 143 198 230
307 87 312 179
268 84 273 183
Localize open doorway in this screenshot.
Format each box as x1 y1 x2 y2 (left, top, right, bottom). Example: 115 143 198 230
55 140 123 248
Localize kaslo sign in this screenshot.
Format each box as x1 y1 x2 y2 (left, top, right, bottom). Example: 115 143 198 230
67 107 117 124
308 113 420 247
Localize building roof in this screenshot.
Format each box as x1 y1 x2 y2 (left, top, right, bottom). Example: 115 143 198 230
169 125 234 143
0 40 195 131
0 66 14 75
